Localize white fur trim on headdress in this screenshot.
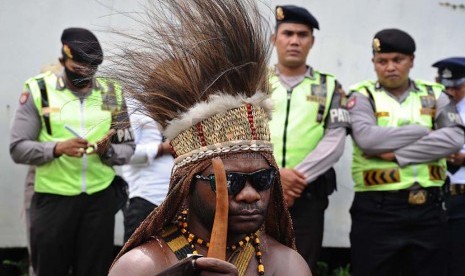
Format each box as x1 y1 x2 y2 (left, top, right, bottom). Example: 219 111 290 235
164 91 273 139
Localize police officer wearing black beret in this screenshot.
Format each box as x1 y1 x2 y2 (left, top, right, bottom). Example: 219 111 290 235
10 28 134 275
269 5 350 274
348 30 464 276
433 57 465 276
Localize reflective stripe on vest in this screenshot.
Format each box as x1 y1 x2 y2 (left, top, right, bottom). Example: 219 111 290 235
350 80 447 191
26 72 119 195
37 78 52 135
269 71 336 169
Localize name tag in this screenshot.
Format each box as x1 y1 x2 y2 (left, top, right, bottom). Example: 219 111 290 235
306 95 326 104
42 107 60 115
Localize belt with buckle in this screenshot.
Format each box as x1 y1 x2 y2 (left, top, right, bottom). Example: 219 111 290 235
383 187 440 205
450 184 465 196
407 189 429 205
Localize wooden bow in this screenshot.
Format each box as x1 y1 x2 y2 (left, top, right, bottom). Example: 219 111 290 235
207 157 229 260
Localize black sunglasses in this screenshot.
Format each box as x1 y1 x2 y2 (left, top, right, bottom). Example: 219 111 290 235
194 167 277 196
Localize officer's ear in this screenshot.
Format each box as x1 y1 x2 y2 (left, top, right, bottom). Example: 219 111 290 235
271 33 276 46
59 57 65 66
409 54 415 68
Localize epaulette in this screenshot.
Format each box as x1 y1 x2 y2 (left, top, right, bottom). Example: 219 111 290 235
348 80 376 95
25 71 53 84
313 70 335 79
414 79 445 90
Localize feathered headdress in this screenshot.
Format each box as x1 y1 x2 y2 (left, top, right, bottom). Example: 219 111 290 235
110 0 294 260
111 0 274 170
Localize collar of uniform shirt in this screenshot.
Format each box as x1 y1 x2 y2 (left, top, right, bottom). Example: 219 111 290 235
375 79 419 103
55 71 100 92
274 64 315 79
456 95 465 113
275 65 315 90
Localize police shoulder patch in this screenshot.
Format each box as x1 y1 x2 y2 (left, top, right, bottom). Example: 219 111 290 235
19 91 30 105
347 97 356 109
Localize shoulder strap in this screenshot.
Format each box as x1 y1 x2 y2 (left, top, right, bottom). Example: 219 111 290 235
311 73 327 123
423 84 438 127
362 85 377 112
36 78 52 135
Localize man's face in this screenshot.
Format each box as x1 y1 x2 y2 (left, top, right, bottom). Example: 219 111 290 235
373 52 414 90
61 58 97 78
189 152 272 236
272 23 314 69
446 83 465 103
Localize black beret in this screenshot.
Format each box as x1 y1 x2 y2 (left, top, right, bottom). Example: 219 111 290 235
275 5 319 30
61 27 103 66
432 57 465 87
372 28 416 55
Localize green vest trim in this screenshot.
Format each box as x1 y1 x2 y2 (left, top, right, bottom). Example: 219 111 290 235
350 80 447 191
269 70 336 168
26 72 121 195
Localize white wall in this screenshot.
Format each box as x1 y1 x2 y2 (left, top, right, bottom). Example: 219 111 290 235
0 0 464 247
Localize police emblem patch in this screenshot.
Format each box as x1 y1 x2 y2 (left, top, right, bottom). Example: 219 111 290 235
63 44 73 59
347 97 356 109
372 38 381 52
19 91 29 105
442 68 452 79
276 7 285 20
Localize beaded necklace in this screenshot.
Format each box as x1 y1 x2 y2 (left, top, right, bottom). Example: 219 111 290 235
176 209 265 275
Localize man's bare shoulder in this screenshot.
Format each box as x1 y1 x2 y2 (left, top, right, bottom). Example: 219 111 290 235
109 238 177 276
262 234 312 276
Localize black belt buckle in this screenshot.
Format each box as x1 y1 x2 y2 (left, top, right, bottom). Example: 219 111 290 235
408 190 428 205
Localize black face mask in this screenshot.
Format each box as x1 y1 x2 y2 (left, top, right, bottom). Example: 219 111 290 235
65 67 92 89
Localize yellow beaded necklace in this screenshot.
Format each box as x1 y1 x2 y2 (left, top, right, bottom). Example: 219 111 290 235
177 209 265 275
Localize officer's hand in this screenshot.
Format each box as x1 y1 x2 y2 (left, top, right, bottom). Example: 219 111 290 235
279 168 307 198
448 153 465 166
54 138 89 158
364 152 396 161
92 129 116 156
156 141 173 158
194 257 238 276
377 152 396 161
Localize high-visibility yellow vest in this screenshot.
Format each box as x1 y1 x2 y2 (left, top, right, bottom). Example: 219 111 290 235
269 70 337 168
25 71 123 195
350 80 447 192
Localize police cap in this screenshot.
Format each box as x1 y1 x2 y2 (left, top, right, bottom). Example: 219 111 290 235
372 28 416 55
432 57 465 87
61 28 103 66
275 5 319 30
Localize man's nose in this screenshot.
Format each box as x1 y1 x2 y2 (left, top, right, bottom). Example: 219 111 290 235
234 182 261 203
386 61 396 71
289 34 300 45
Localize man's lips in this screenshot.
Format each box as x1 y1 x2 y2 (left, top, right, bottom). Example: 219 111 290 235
230 209 261 216
287 49 301 55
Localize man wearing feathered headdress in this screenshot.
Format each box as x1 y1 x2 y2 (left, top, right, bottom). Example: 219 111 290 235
109 0 311 275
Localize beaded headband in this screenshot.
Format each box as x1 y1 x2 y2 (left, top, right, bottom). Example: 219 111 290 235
166 92 274 170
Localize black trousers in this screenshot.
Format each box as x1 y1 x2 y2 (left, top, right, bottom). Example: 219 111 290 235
445 194 465 276
30 186 115 276
289 191 329 274
350 190 447 276
123 197 157 243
